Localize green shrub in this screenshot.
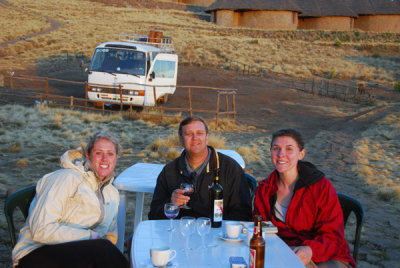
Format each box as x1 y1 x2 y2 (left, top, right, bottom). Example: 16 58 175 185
329 70 337 79
394 80 400 92
334 40 342 47
354 30 360 37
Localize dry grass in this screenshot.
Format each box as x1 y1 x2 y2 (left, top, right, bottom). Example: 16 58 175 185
351 111 400 202
0 0 399 86
0 5 49 43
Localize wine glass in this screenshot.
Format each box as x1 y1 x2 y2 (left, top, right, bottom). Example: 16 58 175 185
180 216 195 252
196 217 211 250
180 182 194 209
164 203 180 231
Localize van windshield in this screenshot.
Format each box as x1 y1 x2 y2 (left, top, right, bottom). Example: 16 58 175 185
91 48 146 76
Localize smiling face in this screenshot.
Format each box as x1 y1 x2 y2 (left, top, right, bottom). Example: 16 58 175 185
86 138 118 181
271 136 305 178
180 120 209 157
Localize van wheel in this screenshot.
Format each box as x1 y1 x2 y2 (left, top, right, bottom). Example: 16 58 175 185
157 95 168 104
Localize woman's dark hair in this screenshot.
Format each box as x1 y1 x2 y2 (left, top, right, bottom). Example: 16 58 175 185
270 128 304 151
178 116 209 136
86 131 121 156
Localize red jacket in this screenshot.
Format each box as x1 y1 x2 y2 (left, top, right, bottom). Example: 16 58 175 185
253 161 356 267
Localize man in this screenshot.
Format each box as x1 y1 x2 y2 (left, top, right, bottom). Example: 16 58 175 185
148 116 252 221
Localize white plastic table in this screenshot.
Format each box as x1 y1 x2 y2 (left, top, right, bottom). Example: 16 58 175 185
113 149 245 251
131 220 305 268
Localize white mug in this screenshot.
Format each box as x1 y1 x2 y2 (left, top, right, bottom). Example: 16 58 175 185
225 222 242 238
150 246 176 267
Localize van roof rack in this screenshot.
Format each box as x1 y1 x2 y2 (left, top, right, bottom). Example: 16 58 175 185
119 33 174 52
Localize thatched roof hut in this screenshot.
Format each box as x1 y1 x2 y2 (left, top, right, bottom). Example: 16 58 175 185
295 0 357 30
205 0 302 30
342 0 375 15
175 0 216 6
345 0 400 32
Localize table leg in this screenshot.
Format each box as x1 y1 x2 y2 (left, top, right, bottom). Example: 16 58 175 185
116 191 127 252
134 192 145 232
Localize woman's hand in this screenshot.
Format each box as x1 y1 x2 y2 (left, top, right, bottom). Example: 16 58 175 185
293 246 313 265
171 189 189 206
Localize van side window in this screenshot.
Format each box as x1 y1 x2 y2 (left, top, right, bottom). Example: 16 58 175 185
152 60 175 78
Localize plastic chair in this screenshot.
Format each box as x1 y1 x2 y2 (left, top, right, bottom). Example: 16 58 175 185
4 185 36 246
337 193 364 263
245 173 257 200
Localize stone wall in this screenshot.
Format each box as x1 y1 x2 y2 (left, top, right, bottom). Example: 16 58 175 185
214 10 235 27
355 15 400 33
238 10 298 30
298 16 354 31
177 0 215 6
214 10 298 30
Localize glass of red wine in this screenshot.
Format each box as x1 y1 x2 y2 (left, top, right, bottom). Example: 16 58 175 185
180 182 194 209
164 203 180 231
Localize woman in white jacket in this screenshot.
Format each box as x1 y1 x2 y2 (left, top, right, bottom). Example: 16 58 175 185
12 132 128 268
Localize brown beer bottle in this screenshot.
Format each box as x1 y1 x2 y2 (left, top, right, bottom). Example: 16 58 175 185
249 215 265 268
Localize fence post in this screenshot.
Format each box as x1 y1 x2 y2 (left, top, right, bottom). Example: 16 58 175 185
153 86 157 107
189 87 192 117
85 81 88 111
324 81 327 96
232 92 236 123
46 78 49 104
120 84 123 111
225 94 229 118
311 79 314 95
334 83 337 98
9 74 14 89
216 91 220 125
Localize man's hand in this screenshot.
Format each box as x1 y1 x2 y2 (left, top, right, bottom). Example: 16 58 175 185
293 246 313 265
171 189 190 207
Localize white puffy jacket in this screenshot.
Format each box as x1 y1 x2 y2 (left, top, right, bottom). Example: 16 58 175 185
12 147 120 266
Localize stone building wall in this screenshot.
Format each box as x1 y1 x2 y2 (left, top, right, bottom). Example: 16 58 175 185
238 10 298 30
214 10 298 30
298 16 354 31
177 0 215 6
355 15 400 33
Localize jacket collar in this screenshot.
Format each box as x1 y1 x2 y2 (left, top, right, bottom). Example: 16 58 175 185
294 161 325 190
178 146 217 178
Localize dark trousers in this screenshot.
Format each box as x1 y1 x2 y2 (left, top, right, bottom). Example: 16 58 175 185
17 239 128 268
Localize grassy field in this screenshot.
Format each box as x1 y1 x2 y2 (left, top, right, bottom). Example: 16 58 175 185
1 0 400 267
0 0 399 87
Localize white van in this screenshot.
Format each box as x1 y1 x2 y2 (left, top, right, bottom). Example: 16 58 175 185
87 32 178 106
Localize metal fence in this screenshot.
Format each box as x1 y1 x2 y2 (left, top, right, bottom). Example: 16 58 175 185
1 74 237 124
222 59 375 105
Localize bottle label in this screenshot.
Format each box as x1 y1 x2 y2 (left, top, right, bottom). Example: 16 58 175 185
249 248 256 268
253 226 258 235
213 199 223 222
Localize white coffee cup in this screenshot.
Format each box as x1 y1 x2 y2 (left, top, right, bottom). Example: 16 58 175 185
150 246 176 267
225 222 242 238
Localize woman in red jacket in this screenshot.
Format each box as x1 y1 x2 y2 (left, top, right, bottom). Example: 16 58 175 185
253 129 355 267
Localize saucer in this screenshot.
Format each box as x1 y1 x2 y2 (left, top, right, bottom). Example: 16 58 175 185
219 233 243 243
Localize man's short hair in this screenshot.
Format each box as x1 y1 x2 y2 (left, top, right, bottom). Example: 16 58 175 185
178 117 209 136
